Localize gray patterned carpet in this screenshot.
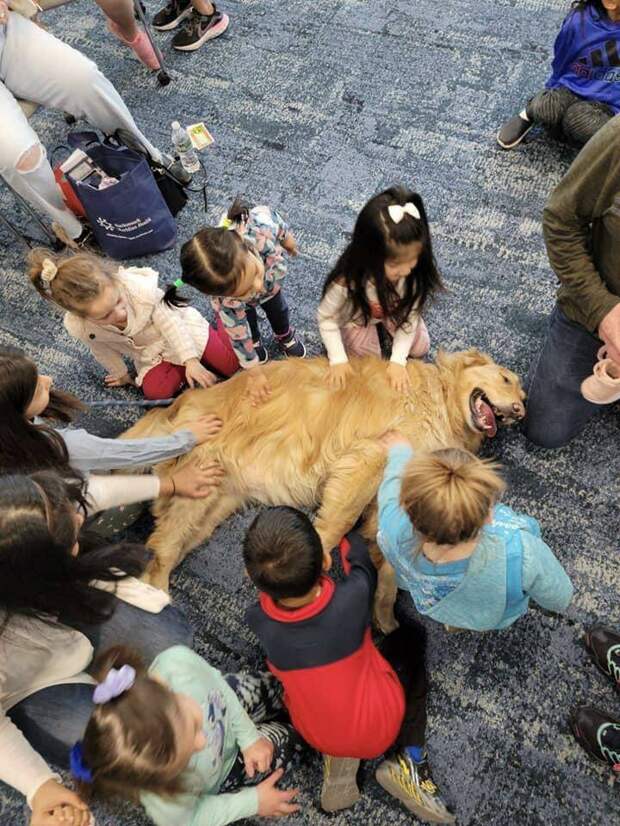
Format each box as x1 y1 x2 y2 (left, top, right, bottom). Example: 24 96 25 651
1 0 620 823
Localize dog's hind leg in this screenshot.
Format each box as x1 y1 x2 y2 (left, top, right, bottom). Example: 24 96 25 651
313 439 387 553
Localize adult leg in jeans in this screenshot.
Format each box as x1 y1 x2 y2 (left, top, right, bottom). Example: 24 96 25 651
524 304 602 448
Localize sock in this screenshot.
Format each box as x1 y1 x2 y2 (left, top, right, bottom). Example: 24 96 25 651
519 108 530 122
405 745 425 764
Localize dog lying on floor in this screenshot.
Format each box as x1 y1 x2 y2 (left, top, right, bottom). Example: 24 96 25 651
123 349 525 629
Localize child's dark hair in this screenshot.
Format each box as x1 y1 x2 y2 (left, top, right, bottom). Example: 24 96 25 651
570 1 606 15
164 196 254 307
243 507 323 600
76 646 183 802
322 185 443 328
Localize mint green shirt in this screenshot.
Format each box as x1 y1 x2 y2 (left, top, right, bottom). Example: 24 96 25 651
140 646 261 826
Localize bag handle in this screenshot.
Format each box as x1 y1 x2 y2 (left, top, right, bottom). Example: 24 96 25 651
67 131 101 150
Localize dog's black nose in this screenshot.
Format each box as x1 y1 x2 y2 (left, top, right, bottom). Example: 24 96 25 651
512 402 525 417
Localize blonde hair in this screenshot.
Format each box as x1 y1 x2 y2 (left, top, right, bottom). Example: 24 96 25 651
78 646 183 802
400 448 505 545
27 248 117 316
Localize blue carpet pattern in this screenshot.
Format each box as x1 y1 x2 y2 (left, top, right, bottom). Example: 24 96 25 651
1 1 619 824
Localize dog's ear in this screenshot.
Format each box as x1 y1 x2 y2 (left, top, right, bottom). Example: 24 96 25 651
436 349 494 370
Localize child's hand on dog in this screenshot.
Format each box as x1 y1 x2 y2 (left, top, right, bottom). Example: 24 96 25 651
386 362 411 393
327 362 354 390
246 367 271 407
380 430 411 451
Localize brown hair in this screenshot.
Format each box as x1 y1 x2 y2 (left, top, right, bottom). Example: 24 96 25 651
27 247 117 316
78 646 183 802
400 448 505 545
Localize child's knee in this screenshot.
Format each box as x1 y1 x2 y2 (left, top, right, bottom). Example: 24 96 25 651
562 103 605 145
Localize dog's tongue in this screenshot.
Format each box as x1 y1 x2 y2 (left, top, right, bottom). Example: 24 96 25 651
475 398 497 437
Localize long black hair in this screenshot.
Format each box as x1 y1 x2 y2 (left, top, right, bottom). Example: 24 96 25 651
322 186 443 329
0 472 150 628
0 347 86 481
570 1 606 14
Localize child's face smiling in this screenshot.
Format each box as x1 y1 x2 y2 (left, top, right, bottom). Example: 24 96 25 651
384 241 424 282
231 248 265 300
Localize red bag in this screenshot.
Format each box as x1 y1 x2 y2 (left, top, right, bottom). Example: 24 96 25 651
54 165 87 218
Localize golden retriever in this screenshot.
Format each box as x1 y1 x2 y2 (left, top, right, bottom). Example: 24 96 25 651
124 349 525 628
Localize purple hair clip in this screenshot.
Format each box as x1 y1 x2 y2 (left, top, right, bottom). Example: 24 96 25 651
93 665 136 704
70 741 93 783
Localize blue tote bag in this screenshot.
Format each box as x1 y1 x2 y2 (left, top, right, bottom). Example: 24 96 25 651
67 132 177 259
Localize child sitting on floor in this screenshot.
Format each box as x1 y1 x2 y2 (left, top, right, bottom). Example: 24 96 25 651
28 248 238 401
377 434 574 631
165 198 305 406
244 507 454 824
72 645 302 826
497 0 620 150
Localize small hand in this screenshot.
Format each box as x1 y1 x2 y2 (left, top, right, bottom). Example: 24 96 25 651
386 362 411 393
246 367 271 407
598 303 620 364
282 232 299 257
29 781 90 826
0 1 8 25
242 736 274 779
256 769 301 818
181 414 223 444
104 372 133 387
379 430 411 451
327 362 354 391
185 358 217 389
162 459 224 498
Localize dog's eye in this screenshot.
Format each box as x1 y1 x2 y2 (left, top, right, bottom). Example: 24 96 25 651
502 374 511 384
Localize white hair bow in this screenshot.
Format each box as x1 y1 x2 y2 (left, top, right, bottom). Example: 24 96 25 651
387 202 421 224
40 259 58 285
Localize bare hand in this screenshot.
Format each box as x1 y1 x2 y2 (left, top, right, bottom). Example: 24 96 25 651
181 414 223 445
185 358 217 389
327 362 354 391
104 372 133 387
162 459 224 498
0 1 8 25
380 430 410 451
30 781 90 826
246 367 271 407
598 303 620 364
256 769 300 818
386 362 411 393
281 232 298 257
242 736 274 778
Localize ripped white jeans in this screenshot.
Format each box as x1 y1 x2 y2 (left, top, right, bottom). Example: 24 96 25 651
0 12 159 238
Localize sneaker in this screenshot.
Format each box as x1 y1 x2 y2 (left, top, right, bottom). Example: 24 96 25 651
581 360 620 405
254 343 269 364
497 113 534 149
584 626 620 689
320 755 360 813
171 6 229 51
375 752 455 824
153 0 192 30
276 328 306 359
106 19 161 70
570 706 620 781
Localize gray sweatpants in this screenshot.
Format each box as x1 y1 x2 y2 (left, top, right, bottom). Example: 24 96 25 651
0 12 159 238
526 87 613 146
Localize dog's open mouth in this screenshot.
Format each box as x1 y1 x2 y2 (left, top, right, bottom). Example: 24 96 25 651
470 389 500 437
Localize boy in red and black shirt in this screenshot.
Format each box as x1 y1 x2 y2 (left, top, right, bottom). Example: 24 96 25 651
243 506 454 824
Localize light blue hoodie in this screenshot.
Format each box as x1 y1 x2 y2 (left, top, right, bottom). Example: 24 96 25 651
377 446 573 631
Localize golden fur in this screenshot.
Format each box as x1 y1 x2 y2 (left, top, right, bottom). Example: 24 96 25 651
123 349 525 628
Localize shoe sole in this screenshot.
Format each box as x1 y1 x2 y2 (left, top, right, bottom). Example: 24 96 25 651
153 5 192 30
496 123 534 150
375 772 456 824
173 13 229 50
584 630 620 690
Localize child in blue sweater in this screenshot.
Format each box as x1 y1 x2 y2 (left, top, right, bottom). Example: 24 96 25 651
377 436 573 632
498 0 620 149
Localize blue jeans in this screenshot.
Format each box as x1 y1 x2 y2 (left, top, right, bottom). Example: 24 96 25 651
524 304 602 448
7 600 193 769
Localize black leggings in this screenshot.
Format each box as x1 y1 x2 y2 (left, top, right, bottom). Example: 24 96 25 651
526 87 613 146
379 618 428 749
246 289 290 343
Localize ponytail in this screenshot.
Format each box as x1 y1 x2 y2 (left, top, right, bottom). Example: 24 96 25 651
163 276 190 309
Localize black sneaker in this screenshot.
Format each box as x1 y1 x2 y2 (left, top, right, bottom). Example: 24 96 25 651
254 343 269 364
497 113 534 149
276 329 306 359
171 6 229 51
153 0 192 30
570 706 620 781
375 751 455 823
585 626 620 690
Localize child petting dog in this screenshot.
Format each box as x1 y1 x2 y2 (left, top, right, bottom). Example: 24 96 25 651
243 507 454 824
377 434 573 631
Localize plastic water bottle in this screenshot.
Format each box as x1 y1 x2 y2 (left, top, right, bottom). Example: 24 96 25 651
171 121 200 174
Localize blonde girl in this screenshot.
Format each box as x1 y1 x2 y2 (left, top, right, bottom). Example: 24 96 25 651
28 249 238 401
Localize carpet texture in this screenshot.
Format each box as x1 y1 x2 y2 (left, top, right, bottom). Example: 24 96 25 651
1 1 619 824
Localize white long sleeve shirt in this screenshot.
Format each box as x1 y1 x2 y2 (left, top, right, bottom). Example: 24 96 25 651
317 279 421 366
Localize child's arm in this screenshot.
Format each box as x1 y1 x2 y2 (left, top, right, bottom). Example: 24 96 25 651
338 531 378 593
64 315 130 384
143 787 259 826
150 303 216 390
521 533 574 613
317 285 355 389
377 442 418 561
